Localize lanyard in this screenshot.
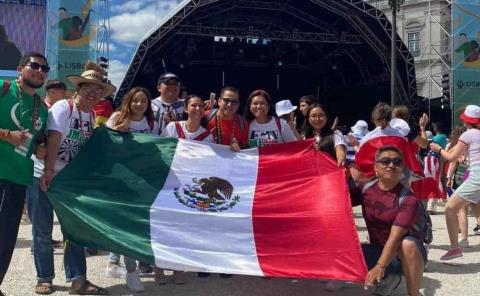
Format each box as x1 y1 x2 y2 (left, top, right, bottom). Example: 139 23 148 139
215 113 237 145
73 97 93 142
14 81 39 130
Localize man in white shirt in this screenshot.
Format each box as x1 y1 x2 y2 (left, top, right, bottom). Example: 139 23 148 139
151 73 184 134
40 62 115 295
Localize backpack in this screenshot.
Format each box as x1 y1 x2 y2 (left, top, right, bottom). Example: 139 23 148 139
362 179 433 244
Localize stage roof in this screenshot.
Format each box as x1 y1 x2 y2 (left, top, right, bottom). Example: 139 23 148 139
117 0 418 122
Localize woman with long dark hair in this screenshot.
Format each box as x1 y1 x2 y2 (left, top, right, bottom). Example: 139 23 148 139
302 103 346 166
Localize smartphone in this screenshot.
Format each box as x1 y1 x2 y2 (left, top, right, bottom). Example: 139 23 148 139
209 92 216 106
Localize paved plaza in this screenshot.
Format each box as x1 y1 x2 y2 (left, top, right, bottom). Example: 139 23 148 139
2 204 480 296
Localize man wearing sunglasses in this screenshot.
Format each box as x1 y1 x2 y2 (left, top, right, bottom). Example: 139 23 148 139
349 145 426 296
151 73 184 134
0 52 50 296
206 86 248 151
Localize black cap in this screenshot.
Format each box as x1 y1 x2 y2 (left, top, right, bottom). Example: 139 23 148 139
158 73 180 85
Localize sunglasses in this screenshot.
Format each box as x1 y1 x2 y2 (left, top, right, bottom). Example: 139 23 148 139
26 62 50 73
376 157 403 167
221 98 240 105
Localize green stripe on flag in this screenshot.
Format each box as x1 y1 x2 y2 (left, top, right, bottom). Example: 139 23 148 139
48 127 178 264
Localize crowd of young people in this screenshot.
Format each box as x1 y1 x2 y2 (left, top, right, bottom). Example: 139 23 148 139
1 52 480 296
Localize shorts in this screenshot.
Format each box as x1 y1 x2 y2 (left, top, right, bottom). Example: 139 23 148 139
455 165 480 204
362 236 427 276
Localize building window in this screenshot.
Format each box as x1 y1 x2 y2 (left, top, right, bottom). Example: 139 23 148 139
408 32 421 56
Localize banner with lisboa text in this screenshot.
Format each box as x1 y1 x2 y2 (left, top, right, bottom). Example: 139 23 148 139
452 1 480 124
46 0 97 92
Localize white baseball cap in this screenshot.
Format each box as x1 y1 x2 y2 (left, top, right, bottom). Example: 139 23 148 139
275 100 297 117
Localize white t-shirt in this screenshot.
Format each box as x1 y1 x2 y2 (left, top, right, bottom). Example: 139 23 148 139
162 121 213 143
315 131 347 148
47 99 95 174
106 112 159 134
459 128 480 167
151 97 184 134
248 118 297 147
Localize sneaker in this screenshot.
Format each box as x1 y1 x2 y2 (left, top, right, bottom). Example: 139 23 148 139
326 280 345 292
126 272 145 293
173 271 186 285
459 239 470 248
440 247 463 260
473 224 480 235
373 274 401 296
105 264 127 279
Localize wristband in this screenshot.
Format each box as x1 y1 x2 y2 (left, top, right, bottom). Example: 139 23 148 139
375 262 386 270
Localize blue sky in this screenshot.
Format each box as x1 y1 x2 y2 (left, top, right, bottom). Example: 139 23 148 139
109 0 184 88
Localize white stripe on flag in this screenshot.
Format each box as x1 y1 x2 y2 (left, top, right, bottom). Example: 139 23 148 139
150 140 263 275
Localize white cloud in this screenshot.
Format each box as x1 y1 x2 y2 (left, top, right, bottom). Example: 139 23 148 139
108 59 130 90
110 1 143 13
110 0 181 45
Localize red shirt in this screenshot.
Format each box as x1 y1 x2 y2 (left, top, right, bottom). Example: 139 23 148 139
351 183 420 247
206 112 249 147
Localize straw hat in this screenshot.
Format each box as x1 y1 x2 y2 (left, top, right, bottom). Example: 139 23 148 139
68 61 116 97
460 105 480 124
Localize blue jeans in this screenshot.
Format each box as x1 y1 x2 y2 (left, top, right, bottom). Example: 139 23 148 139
27 177 87 282
0 179 26 286
109 253 137 271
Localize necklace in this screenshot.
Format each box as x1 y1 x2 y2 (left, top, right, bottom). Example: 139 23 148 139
15 81 39 130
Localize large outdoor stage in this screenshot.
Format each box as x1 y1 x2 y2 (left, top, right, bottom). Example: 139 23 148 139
118 0 418 125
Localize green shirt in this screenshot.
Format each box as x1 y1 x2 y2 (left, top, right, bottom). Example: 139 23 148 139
0 80 48 185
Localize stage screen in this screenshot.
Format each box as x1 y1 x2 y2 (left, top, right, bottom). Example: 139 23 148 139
0 2 46 71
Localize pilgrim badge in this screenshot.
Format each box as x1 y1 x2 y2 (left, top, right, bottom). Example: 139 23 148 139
174 177 240 212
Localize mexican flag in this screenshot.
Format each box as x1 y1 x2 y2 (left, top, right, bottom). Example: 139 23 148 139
48 127 367 282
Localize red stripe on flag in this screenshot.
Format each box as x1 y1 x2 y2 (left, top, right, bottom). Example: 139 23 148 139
252 140 367 282
356 136 423 178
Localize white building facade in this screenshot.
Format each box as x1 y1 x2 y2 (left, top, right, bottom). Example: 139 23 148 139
367 0 451 100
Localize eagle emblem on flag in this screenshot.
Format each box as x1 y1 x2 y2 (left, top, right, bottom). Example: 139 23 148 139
174 177 240 212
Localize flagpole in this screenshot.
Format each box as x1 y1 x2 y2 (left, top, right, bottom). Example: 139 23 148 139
389 0 405 107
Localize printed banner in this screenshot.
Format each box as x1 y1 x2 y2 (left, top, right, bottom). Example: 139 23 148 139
452 1 480 124
46 0 97 91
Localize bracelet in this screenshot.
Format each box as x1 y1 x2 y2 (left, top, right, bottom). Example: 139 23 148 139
375 262 386 271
